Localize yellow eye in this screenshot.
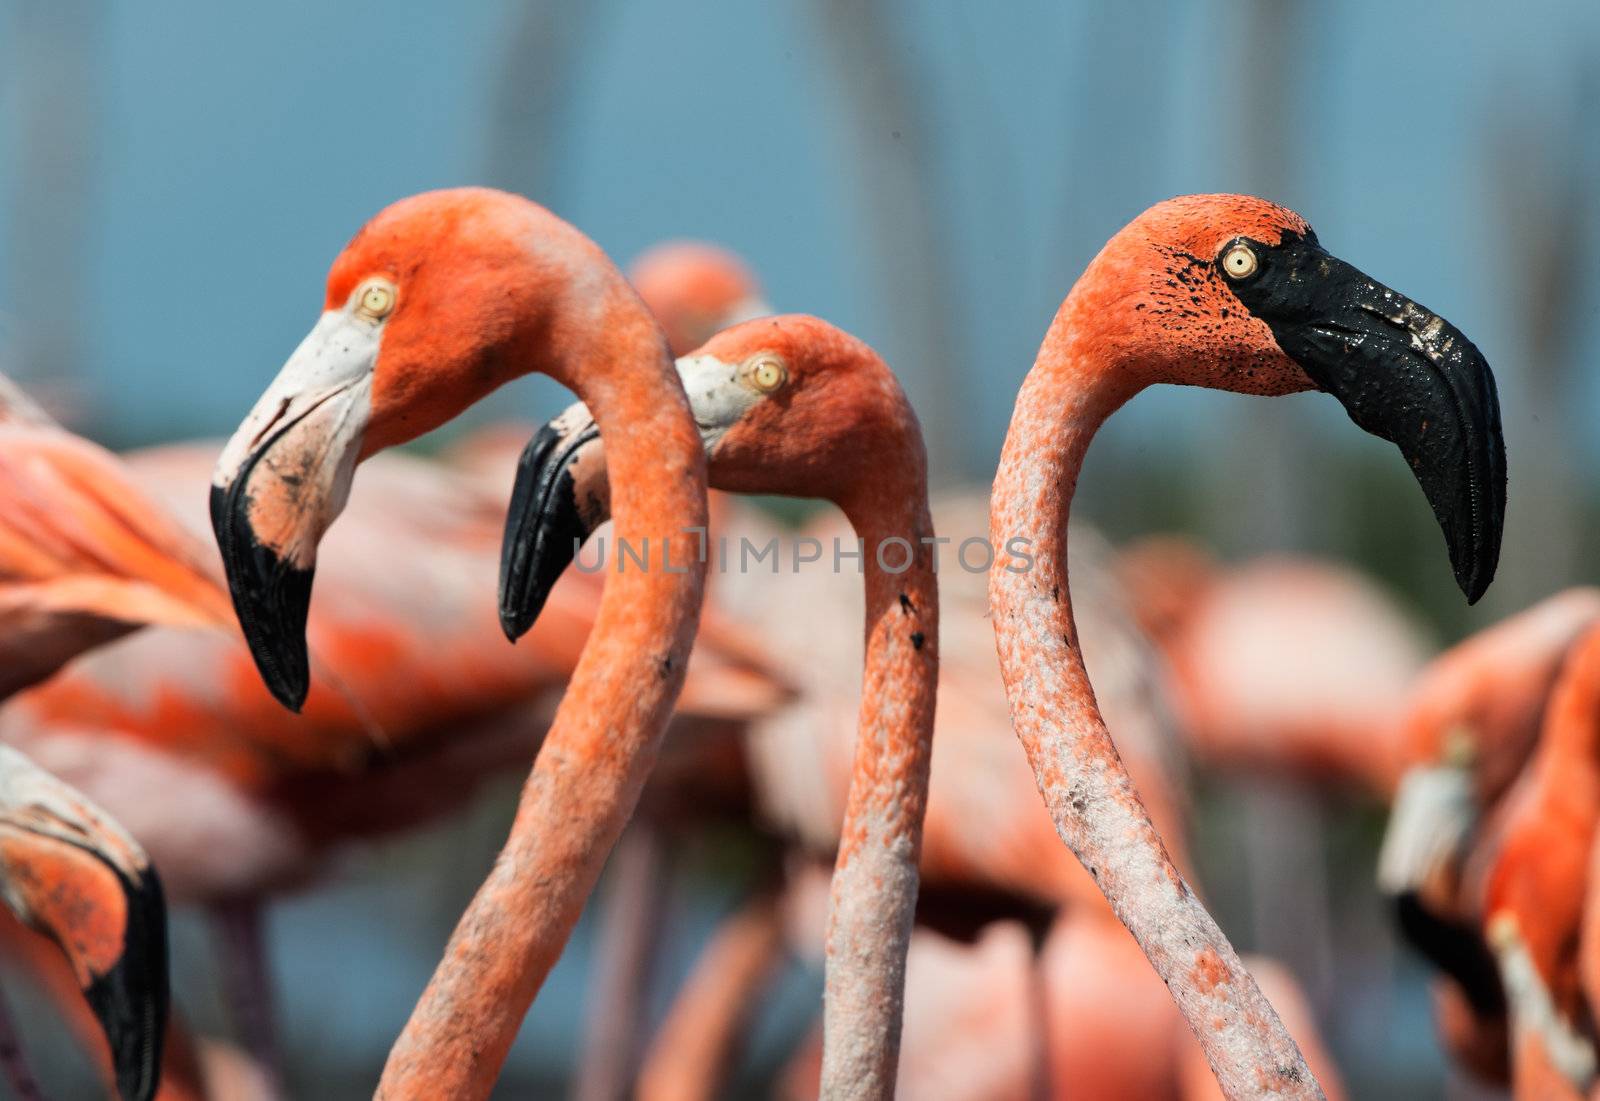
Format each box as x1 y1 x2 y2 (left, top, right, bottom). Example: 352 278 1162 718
355 278 397 321
1220 244 1258 280
746 356 787 393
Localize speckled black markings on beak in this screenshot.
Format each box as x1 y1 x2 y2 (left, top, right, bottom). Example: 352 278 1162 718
209 448 315 712
1223 229 1507 603
83 862 170 1101
499 419 603 641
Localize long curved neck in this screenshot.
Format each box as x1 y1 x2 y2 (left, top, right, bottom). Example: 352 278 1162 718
988 304 1325 1100
841 481 939 853
818 463 939 1096
378 285 708 1099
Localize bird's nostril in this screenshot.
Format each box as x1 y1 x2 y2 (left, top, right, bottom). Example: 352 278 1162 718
248 397 293 453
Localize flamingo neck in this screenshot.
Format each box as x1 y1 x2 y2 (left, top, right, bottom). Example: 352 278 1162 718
989 304 1139 707
986 303 1324 1099
837 477 939 857
818 467 939 1092
377 303 709 1099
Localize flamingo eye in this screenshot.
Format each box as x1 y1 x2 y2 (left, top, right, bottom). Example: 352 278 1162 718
744 356 788 393
1220 243 1259 280
354 278 397 321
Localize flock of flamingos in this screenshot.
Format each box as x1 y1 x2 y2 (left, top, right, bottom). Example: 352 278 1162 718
0 185 1591 1100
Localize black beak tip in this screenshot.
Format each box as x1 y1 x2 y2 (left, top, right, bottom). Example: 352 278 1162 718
498 421 595 644
1446 458 1504 608
208 484 314 711
263 658 310 713
498 603 529 644
499 563 563 640
88 866 169 1101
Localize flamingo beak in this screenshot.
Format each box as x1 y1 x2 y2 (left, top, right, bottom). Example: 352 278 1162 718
498 402 605 641
1226 230 1507 604
83 864 169 1101
1375 749 1505 1021
500 354 751 638
210 312 378 709
0 749 169 1101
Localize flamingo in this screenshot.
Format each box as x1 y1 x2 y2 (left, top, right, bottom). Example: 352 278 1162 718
1372 589 1600 1086
0 377 220 1100
1474 620 1600 1097
502 313 938 1097
1376 609 1600 1098
987 195 1505 1096
206 187 718 1098
629 240 772 357
0 744 168 1101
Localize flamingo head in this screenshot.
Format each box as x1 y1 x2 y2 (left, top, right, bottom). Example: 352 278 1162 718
499 315 920 639
211 187 653 708
1079 194 1505 605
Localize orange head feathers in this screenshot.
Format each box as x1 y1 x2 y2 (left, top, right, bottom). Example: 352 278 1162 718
211 188 697 709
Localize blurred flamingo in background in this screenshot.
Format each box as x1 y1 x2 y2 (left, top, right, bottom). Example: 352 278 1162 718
777 909 1345 1101
987 195 1504 1097
1117 537 1431 792
630 241 772 357
0 745 168 1101
1374 589 1600 1087
0 374 208 1100
1473 620 1600 1098
1114 538 1434 1015
0 374 233 698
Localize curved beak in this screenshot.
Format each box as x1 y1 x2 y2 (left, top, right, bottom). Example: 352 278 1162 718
500 353 749 639
0 748 168 1101
210 312 378 709
83 865 168 1101
498 403 606 641
1237 232 1507 604
1375 754 1504 1020
1376 760 1475 899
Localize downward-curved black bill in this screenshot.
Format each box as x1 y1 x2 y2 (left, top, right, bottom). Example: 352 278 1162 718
1228 230 1507 604
499 418 602 641
209 477 313 712
83 864 170 1101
